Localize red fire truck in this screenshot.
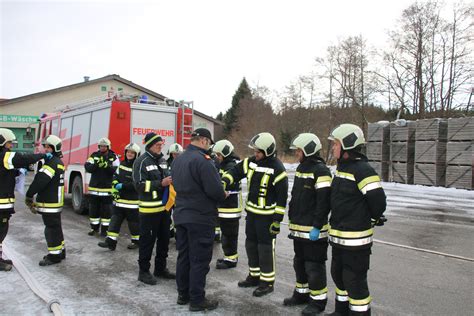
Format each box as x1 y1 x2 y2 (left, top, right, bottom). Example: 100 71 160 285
35 94 193 213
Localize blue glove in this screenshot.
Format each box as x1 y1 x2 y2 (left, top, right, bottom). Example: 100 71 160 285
45 153 53 160
309 227 320 241
115 183 123 190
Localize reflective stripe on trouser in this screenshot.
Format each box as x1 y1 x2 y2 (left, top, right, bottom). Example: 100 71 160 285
331 247 371 315
107 206 140 243
245 212 276 283
41 213 64 257
293 239 328 311
220 219 239 262
89 195 112 230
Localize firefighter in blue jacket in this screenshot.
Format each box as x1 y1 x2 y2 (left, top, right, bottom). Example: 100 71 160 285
0 128 50 271
98 143 141 251
327 124 387 316
84 137 119 236
283 133 332 315
222 132 288 297
25 135 66 266
171 128 226 312
212 140 242 269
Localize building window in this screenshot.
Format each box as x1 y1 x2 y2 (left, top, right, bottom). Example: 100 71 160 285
23 133 33 141
118 87 123 91
101 86 107 91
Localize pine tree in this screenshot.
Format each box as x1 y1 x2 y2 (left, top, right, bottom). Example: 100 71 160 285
224 78 251 135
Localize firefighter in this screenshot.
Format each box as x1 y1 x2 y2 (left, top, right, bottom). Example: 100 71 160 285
327 124 387 316
213 140 242 269
0 128 50 271
166 143 183 168
25 135 66 266
98 143 141 251
283 133 332 315
171 128 226 311
165 142 183 238
132 132 174 285
222 132 288 297
84 137 119 237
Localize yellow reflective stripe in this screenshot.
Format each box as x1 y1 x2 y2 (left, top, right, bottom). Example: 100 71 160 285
131 235 139 240
311 287 328 295
88 187 112 192
316 175 332 189
246 206 275 215
273 171 287 185
349 296 372 306
317 176 332 183
0 198 15 203
295 172 314 179
336 287 348 296
107 232 119 237
48 245 63 251
218 208 241 213
296 282 309 288
139 201 163 207
40 165 56 178
144 180 151 193
335 170 355 181
274 206 285 215
330 228 373 238
4 152 14 169
116 199 139 204
243 158 249 174
86 157 95 163
222 173 234 184
35 202 63 208
145 134 161 146
225 254 238 260
289 223 330 232
139 206 166 213
358 175 381 190
57 164 65 170
119 165 133 172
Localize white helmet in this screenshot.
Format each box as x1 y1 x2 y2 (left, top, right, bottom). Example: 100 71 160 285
213 140 234 158
167 143 183 155
328 124 366 150
98 137 111 148
290 133 322 156
124 143 141 156
42 135 62 153
0 128 17 146
248 132 276 156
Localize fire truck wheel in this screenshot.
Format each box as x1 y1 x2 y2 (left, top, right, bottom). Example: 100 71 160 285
72 176 88 215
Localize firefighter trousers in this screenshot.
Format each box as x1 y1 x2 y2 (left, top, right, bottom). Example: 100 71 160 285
175 223 214 305
293 239 328 310
138 212 170 273
245 212 276 284
331 246 371 316
0 213 11 260
41 212 65 260
106 206 139 245
219 218 239 261
89 195 112 233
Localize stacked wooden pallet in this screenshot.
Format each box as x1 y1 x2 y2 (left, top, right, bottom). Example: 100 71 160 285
390 121 416 184
414 119 447 186
445 117 473 190
366 122 390 181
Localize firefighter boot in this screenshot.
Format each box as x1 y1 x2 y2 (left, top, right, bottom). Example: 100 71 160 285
216 258 237 269
127 241 139 250
88 229 99 236
98 238 116 251
177 293 190 305
100 225 108 237
189 298 219 312
0 258 13 265
253 281 274 297
283 290 309 306
301 301 324 315
39 254 62 266
154 268 176 280
61 248 66 260
326 300 349 316
0 260 12 271
238 275 260 288
138 271 157 285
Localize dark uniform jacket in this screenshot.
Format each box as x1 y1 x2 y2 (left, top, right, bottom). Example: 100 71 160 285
26 155 65 213
132 150 168 213
171 144 226 227
222 155 288 222
112 157 139 209
0 148 46 214
288 156 332 242
217 155 241 220
84 150 119 196
329 153 386 250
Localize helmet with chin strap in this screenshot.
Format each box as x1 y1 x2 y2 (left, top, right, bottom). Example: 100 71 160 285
248 132 276 156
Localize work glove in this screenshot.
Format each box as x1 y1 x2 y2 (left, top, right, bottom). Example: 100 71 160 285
269 222 280 235
25 196 37 214
45 153 53 160
309 227 320 241
114 183 123 190
371 215 387 227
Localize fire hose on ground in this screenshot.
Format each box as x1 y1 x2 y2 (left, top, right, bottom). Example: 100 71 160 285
3 243 64 316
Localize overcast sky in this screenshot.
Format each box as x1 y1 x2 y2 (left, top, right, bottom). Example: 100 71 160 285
2 0 422 117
